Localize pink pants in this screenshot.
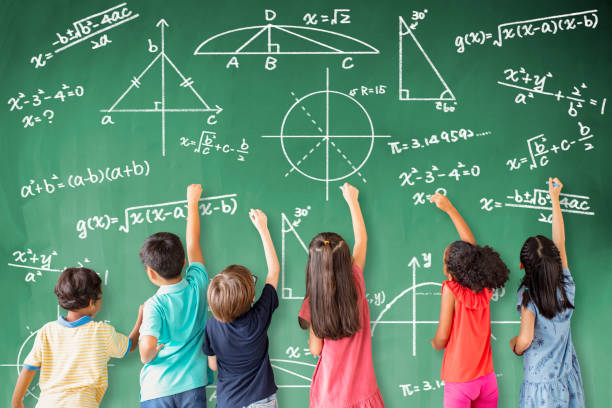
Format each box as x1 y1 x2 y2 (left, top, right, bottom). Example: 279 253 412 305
444 372 498 408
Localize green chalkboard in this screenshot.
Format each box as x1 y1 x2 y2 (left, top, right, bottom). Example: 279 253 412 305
1 0 611 406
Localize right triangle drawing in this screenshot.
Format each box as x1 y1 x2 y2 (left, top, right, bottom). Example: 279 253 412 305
399 16 456 102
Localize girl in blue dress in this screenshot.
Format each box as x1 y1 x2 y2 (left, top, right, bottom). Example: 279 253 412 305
510 177 584 407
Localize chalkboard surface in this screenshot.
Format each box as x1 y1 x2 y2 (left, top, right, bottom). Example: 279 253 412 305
1 0 611 406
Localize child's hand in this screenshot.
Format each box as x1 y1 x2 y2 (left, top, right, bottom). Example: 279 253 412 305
249 209 268 233
430 193 454 213
340 182 359 205
187 184 203 203
548 177 563 202
509 336 518 354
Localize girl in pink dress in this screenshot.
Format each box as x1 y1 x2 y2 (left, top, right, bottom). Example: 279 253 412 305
298 183 385 408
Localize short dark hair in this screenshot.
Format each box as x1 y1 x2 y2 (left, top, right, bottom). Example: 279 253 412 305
445 240 510 292
207 265 255 322
139 232 185 279
55 268 102 310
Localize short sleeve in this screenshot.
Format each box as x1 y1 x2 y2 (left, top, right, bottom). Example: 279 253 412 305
516 286 537 315
299 297 311 323
252 284 279 329
105 324 130 359
23 330 43 370
562 268 576 304
140 301 162 339
186 262 209 291
202 322 215 356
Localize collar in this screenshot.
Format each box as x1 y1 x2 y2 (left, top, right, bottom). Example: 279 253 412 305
156 278 187 295
58 315 92 328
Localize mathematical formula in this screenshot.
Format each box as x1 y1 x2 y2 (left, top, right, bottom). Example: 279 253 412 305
388 130 491 154
399 379 445 397
30 3 139 68
480 187 594 223
498 67 606 117
8 84 84 128
399 162 480 187
303 9 351 26
507 122 595 171
76 193 238 239
21 160 150 199
8 249 109 284
179 131 249 162
455 9 598 53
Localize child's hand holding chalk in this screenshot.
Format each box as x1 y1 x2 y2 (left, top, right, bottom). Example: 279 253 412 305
548 177 563 201
340 182 359 205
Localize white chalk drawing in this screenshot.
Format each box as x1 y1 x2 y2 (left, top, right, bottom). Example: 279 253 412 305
399 16 456 109
370 257 519 357
262 68 390 200
280 212 309 300
100 19 222 156
193 12 378 55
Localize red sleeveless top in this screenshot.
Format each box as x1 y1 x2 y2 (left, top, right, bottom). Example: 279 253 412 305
441 280 495 383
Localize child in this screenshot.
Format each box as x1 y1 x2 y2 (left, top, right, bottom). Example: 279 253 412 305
11 267 142 408
298 183 385 408
138 184 210 407
202 209 281 408
429 193 510 408
510 177 584 407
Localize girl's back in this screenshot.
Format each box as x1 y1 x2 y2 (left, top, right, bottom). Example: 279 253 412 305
299 264 384 408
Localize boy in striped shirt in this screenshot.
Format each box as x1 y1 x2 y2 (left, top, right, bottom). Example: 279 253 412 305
11 267 143 408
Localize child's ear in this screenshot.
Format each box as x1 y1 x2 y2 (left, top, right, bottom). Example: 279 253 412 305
145 266 157 281
184 259 187 267
519 262 524 270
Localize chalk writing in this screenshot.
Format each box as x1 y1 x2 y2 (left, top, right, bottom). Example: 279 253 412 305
348 85 388 97
480 187 594 223
399 379 445 397
20 160 150 199
498 67 606 117
507 122 595 171
76 193 238 239
366 291 386 307
8 250 109 285
30 3 139 68
388 130 491 154
285 346 314 359
399 162 480 187
179 131 249 161
303 9 351 25
8 84 84 128
455 9 598 53
411 188 448 206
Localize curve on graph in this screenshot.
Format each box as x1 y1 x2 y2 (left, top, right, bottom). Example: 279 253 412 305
194 25 380 55
370 282 442 336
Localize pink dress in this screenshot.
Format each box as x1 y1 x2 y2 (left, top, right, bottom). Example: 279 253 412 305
299 264 385 408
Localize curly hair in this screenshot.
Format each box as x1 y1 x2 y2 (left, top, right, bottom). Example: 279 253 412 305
444 241 510 292
54 267 102 310
519 235 574 319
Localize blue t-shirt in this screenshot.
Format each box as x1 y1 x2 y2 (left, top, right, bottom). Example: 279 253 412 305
139 262 210 401
202 283 279 408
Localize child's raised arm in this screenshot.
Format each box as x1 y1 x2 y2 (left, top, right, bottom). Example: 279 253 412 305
341 183 367 270
430 193 476 245
549 177 568 269
186 184 204 265
249 209 280 289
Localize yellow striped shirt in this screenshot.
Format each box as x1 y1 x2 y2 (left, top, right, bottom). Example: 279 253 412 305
24 316 130 408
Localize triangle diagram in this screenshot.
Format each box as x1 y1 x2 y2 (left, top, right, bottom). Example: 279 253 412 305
399 16 456 101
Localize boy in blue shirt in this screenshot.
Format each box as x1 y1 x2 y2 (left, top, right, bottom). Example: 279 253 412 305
138 184 210 407
203 209 280 408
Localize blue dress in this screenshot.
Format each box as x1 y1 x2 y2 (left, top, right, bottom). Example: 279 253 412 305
516 268 584 408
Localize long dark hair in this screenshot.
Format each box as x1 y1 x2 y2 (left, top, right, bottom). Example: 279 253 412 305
445 241 510 292
304 232 360 340
519 235 574 319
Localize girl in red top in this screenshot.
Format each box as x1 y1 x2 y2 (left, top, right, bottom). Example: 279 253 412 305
430 193 510 408
298 183 385 408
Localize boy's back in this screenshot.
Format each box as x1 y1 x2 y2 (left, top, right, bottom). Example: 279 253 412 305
24 317 130 407
203 283 278 408
140 262 209 401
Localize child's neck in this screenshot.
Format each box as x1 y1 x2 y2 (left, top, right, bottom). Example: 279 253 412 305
158 275 182 286
65 310 93 322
